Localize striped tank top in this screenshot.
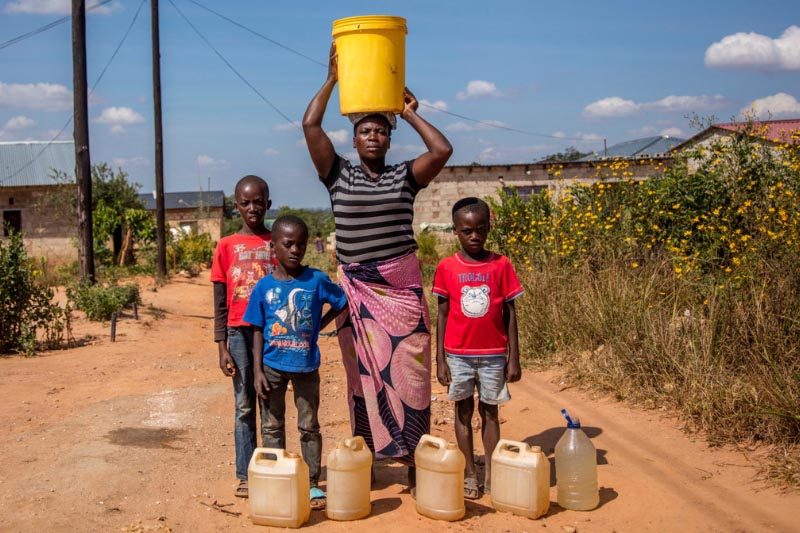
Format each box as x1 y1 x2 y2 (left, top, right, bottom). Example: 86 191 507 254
323 155 424 264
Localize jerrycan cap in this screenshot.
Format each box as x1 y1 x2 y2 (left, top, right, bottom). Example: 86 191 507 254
561 408 581 429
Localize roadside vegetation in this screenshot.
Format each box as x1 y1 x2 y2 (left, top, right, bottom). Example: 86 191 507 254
488 120 800 487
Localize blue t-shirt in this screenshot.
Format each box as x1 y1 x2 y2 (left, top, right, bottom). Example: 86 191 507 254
243 267 347 372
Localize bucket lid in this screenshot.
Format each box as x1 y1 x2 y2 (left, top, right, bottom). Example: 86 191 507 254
332 15 407 36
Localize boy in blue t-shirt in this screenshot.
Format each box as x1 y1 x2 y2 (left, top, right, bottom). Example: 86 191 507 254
243 215 347 510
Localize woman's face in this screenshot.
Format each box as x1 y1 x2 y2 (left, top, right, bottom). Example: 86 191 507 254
353 118 391 161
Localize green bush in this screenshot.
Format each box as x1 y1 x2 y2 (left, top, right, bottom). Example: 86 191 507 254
169 232 215 275
0 231 71 355
68 282 140 322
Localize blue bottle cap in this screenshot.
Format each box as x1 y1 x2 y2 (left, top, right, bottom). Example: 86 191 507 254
561 408 581 428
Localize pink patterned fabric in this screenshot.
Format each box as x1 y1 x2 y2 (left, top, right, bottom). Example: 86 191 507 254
336 252 431 463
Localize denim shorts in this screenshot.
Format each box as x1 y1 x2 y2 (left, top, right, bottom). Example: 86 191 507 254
446 354 511 405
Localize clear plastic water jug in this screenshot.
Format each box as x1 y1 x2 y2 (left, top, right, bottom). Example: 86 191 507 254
555 409 599 511
491 439 550 518
326 436 373 521
414 434 465 521
248 448 311 528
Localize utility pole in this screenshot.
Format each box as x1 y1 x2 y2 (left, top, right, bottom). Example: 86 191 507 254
151 0 167 277
72 0 95 283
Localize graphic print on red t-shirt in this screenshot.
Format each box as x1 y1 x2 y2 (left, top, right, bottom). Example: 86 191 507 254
210 233 277 327
432 252 524 356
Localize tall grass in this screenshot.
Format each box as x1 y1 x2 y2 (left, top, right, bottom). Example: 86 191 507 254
489 119 800 487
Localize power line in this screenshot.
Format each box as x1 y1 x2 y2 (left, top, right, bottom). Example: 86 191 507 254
183 0 326 68
176 0 597 143
1 0 147 184
166 0 299 129
0 0 116 51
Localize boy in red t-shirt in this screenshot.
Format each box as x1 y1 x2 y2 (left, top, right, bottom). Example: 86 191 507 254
432 197 524 500
210 175 277 498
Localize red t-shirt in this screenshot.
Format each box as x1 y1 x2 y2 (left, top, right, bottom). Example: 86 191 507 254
432 252 524 356
210 232 277 327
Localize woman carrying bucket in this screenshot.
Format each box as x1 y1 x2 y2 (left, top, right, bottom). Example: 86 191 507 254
302 34 452 489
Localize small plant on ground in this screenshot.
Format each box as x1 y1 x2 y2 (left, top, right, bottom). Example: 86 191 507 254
68 282 140 322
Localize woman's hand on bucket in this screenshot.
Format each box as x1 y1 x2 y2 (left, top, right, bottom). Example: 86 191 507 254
401 87 419 119
327 42 338 83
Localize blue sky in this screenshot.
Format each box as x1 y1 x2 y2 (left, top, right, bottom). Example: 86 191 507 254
1 0 799 207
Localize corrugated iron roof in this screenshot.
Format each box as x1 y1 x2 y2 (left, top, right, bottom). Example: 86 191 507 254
0 141 75 187
580 135 686 161
138 190 225 210
714 119 800 144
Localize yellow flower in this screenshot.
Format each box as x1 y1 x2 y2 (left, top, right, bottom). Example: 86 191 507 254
631 262 639 269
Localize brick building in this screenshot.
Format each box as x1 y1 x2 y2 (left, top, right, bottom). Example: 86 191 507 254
138 190 225 239
0 141 77 262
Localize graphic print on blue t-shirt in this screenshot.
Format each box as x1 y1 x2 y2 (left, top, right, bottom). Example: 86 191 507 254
243 267 347 373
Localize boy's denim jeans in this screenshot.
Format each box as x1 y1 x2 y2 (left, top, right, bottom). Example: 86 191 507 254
259 365 322 486
228 327 258 480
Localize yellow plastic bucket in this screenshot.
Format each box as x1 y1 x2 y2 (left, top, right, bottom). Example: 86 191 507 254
332 15 407 115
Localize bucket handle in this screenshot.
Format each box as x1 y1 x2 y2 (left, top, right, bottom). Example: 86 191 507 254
495 439 529 457
417 434 447 450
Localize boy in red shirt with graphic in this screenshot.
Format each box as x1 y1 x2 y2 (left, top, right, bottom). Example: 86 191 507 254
432 197 524 500
210 175 277 498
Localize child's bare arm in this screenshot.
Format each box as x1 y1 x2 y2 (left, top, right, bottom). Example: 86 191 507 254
320 304 347 332
504 300 522 383
436 296 451 386
213 281 235 376
252 327 270 400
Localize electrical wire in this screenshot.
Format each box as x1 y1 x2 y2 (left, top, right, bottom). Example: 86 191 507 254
1 0 147 184
0 0 116 51
166 0 299 130
177 0 597 143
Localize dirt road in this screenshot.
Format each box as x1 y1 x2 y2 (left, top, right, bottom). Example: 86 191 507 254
1 272 798 532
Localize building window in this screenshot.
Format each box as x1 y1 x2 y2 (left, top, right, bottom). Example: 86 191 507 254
3 210 22 236
502 186 547 201
8 197 14 206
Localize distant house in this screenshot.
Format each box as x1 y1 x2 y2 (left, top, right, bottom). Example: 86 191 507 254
672 118 800 152
0 141 77 262
138 190 225 239
415 136 680 229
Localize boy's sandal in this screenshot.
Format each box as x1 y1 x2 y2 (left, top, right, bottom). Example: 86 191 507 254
234 479 248 498
310 487 326 510
464 476 480 500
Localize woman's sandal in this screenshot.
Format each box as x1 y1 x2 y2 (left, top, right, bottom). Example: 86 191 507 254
234 479 248 498
310 486 327 510
464 476 480 500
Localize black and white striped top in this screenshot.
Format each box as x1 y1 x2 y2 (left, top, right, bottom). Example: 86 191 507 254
323 155 424 264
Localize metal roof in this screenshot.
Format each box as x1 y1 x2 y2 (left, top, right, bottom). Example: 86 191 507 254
0 141 75 187
138 190 225 210
670 118 800 153
579 135 685 161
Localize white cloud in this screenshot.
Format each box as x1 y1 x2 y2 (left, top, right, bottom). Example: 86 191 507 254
110 124 125 134
392 143 425 153
660 127 684 137
327 129 349 146
584 94 726 118
95 106 145 125
4 115 35 130
0 82 71 110
446 119 510 132
473 143 551 164
196 154 227 167
4 0 118 15
705 26 800 71
456 80 502 100
419 99 448 113
273 121 301 131
263 147 280 156
743 92 800 119
112 156 149 168
583 97 639 118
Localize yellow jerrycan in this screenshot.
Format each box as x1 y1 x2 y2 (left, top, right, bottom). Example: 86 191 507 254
326 436 373 521
248 448 311 528
555 409 599 511
414 434 465 521
490 439 550 519
332 15 407 115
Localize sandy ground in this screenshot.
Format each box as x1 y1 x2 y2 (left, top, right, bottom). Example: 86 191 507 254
1 271 798 533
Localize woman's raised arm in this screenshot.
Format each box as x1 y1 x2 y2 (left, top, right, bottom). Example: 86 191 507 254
303 43 339 178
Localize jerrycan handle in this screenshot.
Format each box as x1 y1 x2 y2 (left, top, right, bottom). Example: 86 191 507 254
253 448 285 462
344 436 366 451
417 434 447 450
495 439 529 458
